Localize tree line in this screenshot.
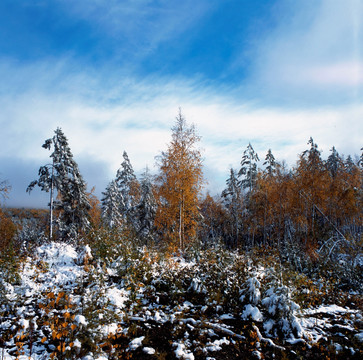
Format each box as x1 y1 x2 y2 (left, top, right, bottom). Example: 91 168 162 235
2 110 362 264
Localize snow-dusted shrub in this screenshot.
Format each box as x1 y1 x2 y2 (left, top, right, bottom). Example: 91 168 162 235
188 277 207 294
261 286 303 339
16 221 47 253
239 277 263 322
240 277 261 305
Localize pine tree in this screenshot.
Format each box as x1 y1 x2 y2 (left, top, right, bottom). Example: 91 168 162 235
27 127 90 240
101 180 124 229
221 168 243 247
345 155 356 174
326 146 341 178
238 143 260 193
135 167 157 244
115 151 140 224
155 109 203 251
263 149 276 177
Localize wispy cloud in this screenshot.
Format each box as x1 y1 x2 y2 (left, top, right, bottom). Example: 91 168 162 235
245 0 363 104
1 1 362 207
1 57 362 206
56 0 216 64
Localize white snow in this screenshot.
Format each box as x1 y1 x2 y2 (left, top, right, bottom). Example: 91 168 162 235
354 332 363 343
143 347 156 354
106 287 128 310
206 337 230 351
241 304 263 321
74 314 88 326
128 336 145 350
303 304 358 315
174 342 194 360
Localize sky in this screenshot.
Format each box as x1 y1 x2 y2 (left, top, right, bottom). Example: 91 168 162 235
0 0 362 208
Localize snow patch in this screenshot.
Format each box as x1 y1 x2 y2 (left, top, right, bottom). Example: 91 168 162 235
241 304 263 321
74 314 88 326
174 342 194 359
128 336 145 350
107 287 128 310
143 347 156 354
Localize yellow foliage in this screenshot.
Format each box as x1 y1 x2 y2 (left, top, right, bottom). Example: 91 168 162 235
155 110 204 251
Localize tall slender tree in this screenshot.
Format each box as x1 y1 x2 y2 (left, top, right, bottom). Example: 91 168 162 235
238 143 259 193
155 109 203 251
263 149 276 177
115 151 140 225
221 168 243 247
326 146 340 178
135 167 157 244
27 127 90 240
101 180 124 229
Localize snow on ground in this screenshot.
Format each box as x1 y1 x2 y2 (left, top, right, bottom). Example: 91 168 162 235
301 304 362 344
0 242 362 359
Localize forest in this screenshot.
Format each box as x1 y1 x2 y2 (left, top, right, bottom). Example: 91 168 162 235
0 111 362 359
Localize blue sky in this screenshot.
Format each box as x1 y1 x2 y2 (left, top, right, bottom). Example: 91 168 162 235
0 0 362 207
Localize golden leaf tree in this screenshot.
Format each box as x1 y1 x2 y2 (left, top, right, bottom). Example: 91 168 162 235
155 110 204 251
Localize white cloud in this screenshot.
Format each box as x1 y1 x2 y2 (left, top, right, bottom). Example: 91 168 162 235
247 0 363 102
1 63 362 201
303 61 363 86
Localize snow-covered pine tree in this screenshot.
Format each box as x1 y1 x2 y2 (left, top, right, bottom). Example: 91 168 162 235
27 127 90 240
359 147 363 168
101 180 124 229
326 146 341 178
221 168 243 247
135 167 157 244
115 151 140 225
301 137 321 169
238 143 259 193
344 155 356 174
263 149 276 177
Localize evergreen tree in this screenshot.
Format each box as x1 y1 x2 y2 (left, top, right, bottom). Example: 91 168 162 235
101 180 124 229
115 151 140 223
301 137 321 169
326 146 341 178
221 168 243 247
135 167 157 244
27 128 90 240
345 155 356 174
238 143 260 193
263 149 276 177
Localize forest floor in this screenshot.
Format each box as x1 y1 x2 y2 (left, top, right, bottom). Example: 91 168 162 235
0 240 362 359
